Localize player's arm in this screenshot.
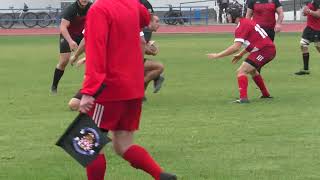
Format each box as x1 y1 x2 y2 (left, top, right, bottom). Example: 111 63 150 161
232 48 247 64
145 41 159 56
207 41 242 59
80 8 109 113
70 38 86 65
274 0 284 32
307 8 320 17
140 33 146 57
305 0 320 18
60 19 74 45
81 7 109 97
274 7 284 32
60 6 78 51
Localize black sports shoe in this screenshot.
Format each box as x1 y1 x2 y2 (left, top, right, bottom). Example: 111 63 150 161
260 95 273 99
233 98 249 104
153 76 165 93
294 70 310 75
51 86 57 94
160 172 177 180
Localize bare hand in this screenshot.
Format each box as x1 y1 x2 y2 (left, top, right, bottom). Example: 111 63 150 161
207 53 219 59
69 55 79 66
274 23 281 33
69 41 78 52
79 95 95 113
145 41 159 56
303 6 310 16
76 57 86 68
232 53 243 64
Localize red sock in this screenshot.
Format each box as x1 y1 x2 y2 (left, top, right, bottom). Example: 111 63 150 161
86 154 106 180
253 74 270 97
237 75 248 99
123 145 162 180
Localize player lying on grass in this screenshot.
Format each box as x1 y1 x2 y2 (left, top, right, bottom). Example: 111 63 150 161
207 4 276 103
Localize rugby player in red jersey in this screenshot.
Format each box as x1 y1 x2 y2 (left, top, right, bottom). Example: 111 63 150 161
207 4 276 103
295 0 320 75
79 0 176 179
50 0 92 94
245 0 284 41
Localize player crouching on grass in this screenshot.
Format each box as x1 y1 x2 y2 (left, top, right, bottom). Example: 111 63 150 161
207 4 276 103
68 15 162 110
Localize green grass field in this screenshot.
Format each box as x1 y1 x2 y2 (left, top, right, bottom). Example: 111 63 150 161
1 33 320 180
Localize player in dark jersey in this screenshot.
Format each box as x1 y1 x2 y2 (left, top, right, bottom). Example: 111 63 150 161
246 0 284 41
207 4 276 103
295 0 320 75
50 0 92 94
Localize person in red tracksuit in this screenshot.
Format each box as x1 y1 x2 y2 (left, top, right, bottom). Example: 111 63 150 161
79 0 176 180
207 4 276 103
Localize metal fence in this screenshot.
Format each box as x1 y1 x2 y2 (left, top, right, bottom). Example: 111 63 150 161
0 7 61 29
0 0 309 29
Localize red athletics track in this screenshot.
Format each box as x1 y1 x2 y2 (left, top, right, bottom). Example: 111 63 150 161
0 23 304 36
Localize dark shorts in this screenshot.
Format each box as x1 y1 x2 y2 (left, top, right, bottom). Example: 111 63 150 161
245 46 276 71
301 26 320 44
262 27 275 42
87 99 143 131
59 34 83 53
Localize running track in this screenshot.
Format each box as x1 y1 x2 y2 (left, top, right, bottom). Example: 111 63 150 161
0 23 304 36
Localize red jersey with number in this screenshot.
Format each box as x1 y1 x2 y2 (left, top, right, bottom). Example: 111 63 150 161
234 18 274 52
81 0 150 102
307 0 320 30
247 0 282 29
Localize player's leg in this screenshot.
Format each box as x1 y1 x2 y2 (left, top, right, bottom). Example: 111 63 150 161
68 89 82 111
86 152 107 180
250 70 271 98
235 62 255 103
314 31 320 55
85 103 109 180
103 99 176 180
295 27 312 75
144 59 164 91
51 53 71 93
218 6 223 23
51 35 72 94
153 74 165 93
245 46 276 99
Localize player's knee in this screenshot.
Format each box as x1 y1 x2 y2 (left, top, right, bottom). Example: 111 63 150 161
112 131 134 156
68 98 80 111
236 68 245 76
157 63 165 72
300 39 309 50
